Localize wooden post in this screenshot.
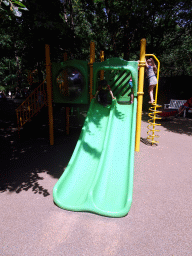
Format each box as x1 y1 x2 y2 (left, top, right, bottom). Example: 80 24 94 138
45 44 54 145
66 107 70 135
100 50 104 80
63 52 70 135
89 41 95 102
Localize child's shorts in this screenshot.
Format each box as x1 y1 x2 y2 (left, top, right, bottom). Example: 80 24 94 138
149 76 157 86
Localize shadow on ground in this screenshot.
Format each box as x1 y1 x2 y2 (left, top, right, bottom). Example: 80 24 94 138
0 99 126 197
0 99 81 196
142 112 192 136
3 99 191 197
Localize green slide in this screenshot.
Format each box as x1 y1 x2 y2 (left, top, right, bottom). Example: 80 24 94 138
53 98 137 217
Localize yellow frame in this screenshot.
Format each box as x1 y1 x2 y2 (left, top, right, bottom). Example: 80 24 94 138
135 39 146 152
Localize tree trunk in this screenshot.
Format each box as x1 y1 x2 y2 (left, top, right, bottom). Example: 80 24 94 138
123 22 131 60
37 62 43 84
14 42 22 88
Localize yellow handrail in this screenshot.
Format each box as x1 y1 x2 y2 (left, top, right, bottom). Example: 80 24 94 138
16 79 47 130
145 54 160 105
145 54 162 145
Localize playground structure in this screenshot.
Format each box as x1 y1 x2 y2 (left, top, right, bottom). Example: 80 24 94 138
16 39 161 149
53 56 138 217
16 39 161 217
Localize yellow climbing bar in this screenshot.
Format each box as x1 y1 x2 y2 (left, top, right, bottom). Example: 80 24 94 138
145 54 161 145
145 54 160 105
135 38 146 152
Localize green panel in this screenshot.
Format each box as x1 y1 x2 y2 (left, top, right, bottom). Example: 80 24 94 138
93 58 138 103
112 71 131 95
52 60 89 104
53 97 137 217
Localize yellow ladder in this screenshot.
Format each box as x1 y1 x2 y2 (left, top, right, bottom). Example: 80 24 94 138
16 80 47 131
145 54 162 145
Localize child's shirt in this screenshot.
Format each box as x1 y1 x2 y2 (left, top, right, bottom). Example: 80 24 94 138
146 66 156 79
129 80 133 88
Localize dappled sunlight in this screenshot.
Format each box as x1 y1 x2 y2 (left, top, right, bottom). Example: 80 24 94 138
1 169 50 197
88 100 110 129
82 142 101 159
115 105 126 120
142 113 192 136
0 100 80 196
0 97 132 198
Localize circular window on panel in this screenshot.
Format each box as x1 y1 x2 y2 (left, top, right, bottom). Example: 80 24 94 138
56 67 84 101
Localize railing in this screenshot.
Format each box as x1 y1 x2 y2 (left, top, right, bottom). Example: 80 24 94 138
145 54 162 146
164 99 187 110
16 80 47 130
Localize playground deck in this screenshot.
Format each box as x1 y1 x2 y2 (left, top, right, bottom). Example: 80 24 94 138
1 99 192 255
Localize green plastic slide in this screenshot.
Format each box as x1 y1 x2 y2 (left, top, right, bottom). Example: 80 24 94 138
53 98 137 217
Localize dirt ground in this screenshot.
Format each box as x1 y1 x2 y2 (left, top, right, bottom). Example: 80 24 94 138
0 99 192 256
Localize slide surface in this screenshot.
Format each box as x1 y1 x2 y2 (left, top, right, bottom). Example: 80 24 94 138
53 98 137 217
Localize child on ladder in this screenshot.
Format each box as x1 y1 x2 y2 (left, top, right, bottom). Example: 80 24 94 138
145 58 157 104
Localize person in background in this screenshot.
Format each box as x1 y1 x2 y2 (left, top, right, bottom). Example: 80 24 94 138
175 97 192 117
128 77 134 104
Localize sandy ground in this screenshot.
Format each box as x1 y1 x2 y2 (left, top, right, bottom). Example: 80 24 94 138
0 99 192 256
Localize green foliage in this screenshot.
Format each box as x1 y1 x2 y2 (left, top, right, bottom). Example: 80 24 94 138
0 0 192 91
0 0 28 19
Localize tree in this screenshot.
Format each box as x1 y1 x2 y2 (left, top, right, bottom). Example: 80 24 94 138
0 0 28 19
0 0 192 93
58 0 192 64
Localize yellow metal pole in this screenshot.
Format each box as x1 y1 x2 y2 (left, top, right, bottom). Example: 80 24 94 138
89 41 95 102
45 44 54 145
100 50 104 80
63 52 70 135
63 52 68 97
135 38 146 152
